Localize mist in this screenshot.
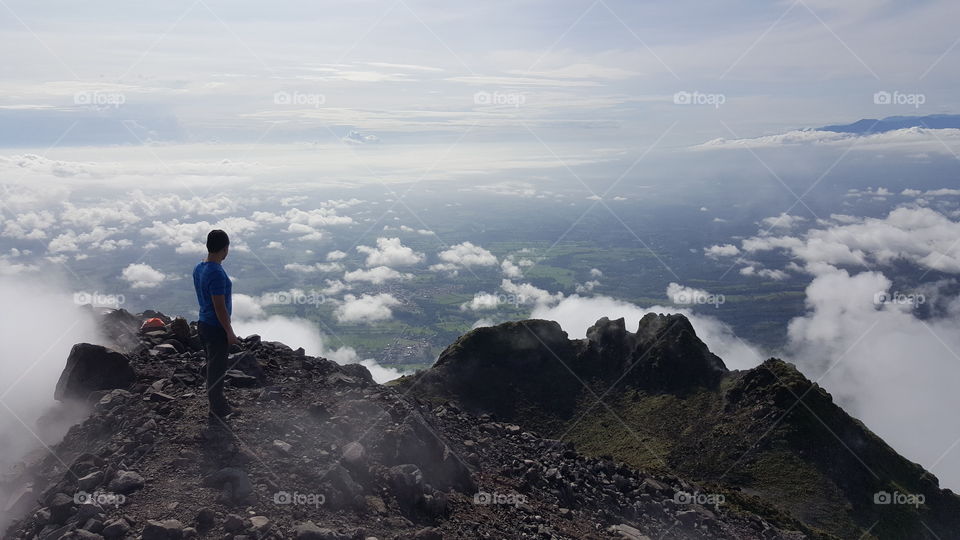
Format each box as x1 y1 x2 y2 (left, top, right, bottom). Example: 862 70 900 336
0 276 102 523
231 314 407 384
784 267 960 491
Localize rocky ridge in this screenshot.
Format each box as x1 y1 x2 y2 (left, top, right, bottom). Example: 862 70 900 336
0 309 806 540
401 314 960 539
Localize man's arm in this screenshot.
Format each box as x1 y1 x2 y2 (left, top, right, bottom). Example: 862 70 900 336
211 294 238 345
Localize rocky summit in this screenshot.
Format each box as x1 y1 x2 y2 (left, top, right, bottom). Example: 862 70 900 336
1 310 957 539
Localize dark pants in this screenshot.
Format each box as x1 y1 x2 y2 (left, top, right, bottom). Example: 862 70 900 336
198 322 230 416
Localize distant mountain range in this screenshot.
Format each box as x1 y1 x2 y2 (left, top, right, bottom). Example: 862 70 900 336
818 114 960 134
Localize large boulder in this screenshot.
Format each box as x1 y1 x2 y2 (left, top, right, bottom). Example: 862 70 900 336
54 344 136 402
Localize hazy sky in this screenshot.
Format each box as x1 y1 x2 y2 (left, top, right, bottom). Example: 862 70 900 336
1 0 959 151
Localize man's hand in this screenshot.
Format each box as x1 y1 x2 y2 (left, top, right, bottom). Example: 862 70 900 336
212 294 238 345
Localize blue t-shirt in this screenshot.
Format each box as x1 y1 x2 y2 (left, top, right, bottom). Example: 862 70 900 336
193 261 232 327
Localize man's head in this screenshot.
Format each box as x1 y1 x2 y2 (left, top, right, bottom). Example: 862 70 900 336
206 229 230 260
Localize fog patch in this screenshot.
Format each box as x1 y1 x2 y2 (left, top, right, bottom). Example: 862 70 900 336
232 314 407 384
0 276 102 527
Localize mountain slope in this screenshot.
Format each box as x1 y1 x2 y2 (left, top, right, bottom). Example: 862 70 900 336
399 314 960 539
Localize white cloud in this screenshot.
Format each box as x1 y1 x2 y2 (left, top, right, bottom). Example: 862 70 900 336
500 279 563 306
460 292 504 311
741 207 960 274
327 250 347 260
471 318 495 329
428 263 459 276
2 210 56 239
501 259 523 278
280 196 308 207
761 213 807 230
121 263 166 289
132 191 241 217
335 293 401 323
0 254 38 275
232 293 266 319
666 282 715 305
575 280 600 293
464 181 538 198
48 227 130 254
437 241 497 268
231 313 405 383
696 128 960 154
704 244 740 258
60 202 140 229
357 237 424 267
739 266 790 280
707 206 960 489
343 265 413 284
252 211 286 225
284 207 354 227
784 267 960 491
357 359 405 383
285 262 344 273
286 223 324 241
319 279 349 295
140 217 257 255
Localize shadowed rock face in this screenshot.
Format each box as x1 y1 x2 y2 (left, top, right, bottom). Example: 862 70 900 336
427 319 585 423
54 343 136 402
413 314 727 423
579 314 727 390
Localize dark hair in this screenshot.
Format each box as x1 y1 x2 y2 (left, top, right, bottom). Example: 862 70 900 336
206 229 230 253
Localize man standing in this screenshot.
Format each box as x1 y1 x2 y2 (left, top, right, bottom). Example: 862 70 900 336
193 229 238 420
